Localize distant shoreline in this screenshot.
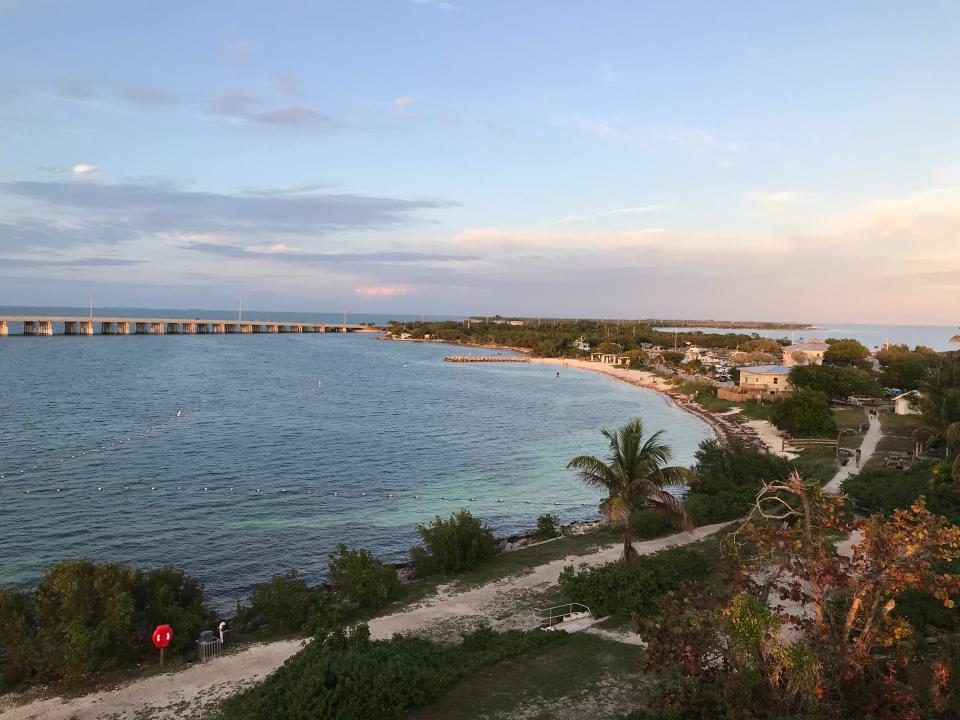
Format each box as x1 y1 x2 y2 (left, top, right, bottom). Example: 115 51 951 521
382 335 767 451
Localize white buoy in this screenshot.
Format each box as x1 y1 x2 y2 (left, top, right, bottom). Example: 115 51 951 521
176 410 182 418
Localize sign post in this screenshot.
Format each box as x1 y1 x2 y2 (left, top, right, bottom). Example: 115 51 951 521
152 624 173 668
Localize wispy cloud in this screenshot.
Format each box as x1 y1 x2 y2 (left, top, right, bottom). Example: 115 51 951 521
113 84 179 106
252 106 343 129
354 285 411 297
0 180 456 245
744 191 807 207
394 96 416 107
183 241 476 265
72 163 98 176
598 63 617 84
0 256 141 268
208 93 263 118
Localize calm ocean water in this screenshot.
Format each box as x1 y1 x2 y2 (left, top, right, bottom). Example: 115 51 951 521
0 331 710 608
660 323 960 352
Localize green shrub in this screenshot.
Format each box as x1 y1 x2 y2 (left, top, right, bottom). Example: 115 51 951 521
683 440 793 523
0 588 35 690
631 509 675 538
236 570 324 634
409 511 500 576
215 624 563 720
327 544 402 616
532 513 561 541
33 560 140 679
771 389 838 437
843 463 960 523
558 544 717 620
134 566 211 657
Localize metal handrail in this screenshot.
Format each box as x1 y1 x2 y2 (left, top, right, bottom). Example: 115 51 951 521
534 602 591 627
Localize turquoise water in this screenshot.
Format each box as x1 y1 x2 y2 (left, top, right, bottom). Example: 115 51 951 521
0 333 711 608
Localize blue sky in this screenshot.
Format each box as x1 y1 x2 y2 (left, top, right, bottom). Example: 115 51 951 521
1 0 958 322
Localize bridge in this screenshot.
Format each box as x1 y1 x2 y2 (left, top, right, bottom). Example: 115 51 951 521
0 316 378 336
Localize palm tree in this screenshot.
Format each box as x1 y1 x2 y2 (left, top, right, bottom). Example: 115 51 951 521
567 418 692 564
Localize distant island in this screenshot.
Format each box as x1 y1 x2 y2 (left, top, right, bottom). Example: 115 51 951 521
644 319 816 330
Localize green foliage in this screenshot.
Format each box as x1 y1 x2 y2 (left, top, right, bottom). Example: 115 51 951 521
631 509 676 538
0 588 35 690
557 543 717 620
327 544 402 616
134 566 209 657
33 560 139 679
236 570 325 634
843 463 960 523
771 389 838 437
660 350 684 366
740 338 784 354
823 338 870 367
789 363 882 399
387 318 801 358
532 513 561 541
409 511 501 576
877 345 939 391
683 440 794 524
215 625 563 720
0 560 213 685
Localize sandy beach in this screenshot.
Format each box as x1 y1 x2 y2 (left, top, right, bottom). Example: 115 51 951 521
528 357 767 451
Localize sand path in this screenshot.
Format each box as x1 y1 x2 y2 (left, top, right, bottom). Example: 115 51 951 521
823 412 880 495
1 523 729 720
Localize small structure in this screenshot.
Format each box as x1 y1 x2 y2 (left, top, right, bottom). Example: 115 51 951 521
590 352 630 366
535 603 593 630
893 390 923 416
196 630 223 663
573 336 591 352
782 341 829 367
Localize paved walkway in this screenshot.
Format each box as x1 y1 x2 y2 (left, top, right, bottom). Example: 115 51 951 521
823 412 881 495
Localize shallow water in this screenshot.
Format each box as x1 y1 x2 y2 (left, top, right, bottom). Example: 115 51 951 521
0 333 711 607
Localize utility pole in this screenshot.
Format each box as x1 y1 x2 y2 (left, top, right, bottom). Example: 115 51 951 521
344 306 348 326
238 298 243 322
88 291 93 321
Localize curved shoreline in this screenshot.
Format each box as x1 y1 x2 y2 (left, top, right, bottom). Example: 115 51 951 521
528 358 764 449
380 336 768 450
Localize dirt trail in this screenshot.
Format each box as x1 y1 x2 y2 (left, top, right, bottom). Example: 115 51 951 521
1 523 730 720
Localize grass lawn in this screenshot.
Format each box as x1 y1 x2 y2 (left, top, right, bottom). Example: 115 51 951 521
408 632 654 720
877 412 925 453
735 400 776 421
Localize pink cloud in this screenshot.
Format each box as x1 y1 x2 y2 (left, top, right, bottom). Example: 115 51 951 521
354 286 410 297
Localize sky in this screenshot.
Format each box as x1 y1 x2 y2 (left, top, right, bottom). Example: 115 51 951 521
1 0 959 323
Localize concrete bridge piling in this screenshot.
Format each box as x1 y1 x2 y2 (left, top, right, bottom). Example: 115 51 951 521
0 316 374 338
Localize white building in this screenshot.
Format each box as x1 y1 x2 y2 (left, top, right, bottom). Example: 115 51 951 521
893 390 923 416
782 342 829 367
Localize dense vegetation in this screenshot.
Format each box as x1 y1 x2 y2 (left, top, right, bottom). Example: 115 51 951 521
409 511 501 575
558 543 718 621
215 625 563 720
388 318 788 357
683 439 794 524
637 474 960 719
0 562 211 688
770 389 838 437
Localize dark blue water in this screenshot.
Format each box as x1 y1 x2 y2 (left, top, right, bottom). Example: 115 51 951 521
0 333 711 608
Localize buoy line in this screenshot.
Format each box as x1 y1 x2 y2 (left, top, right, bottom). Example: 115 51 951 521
0 410 186 481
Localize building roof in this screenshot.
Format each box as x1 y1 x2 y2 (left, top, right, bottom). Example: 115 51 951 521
740 364 792 375
784 342 829 352
893 390 922 401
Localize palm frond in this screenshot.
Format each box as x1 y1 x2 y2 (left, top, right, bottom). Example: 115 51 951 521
641 484 692 530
